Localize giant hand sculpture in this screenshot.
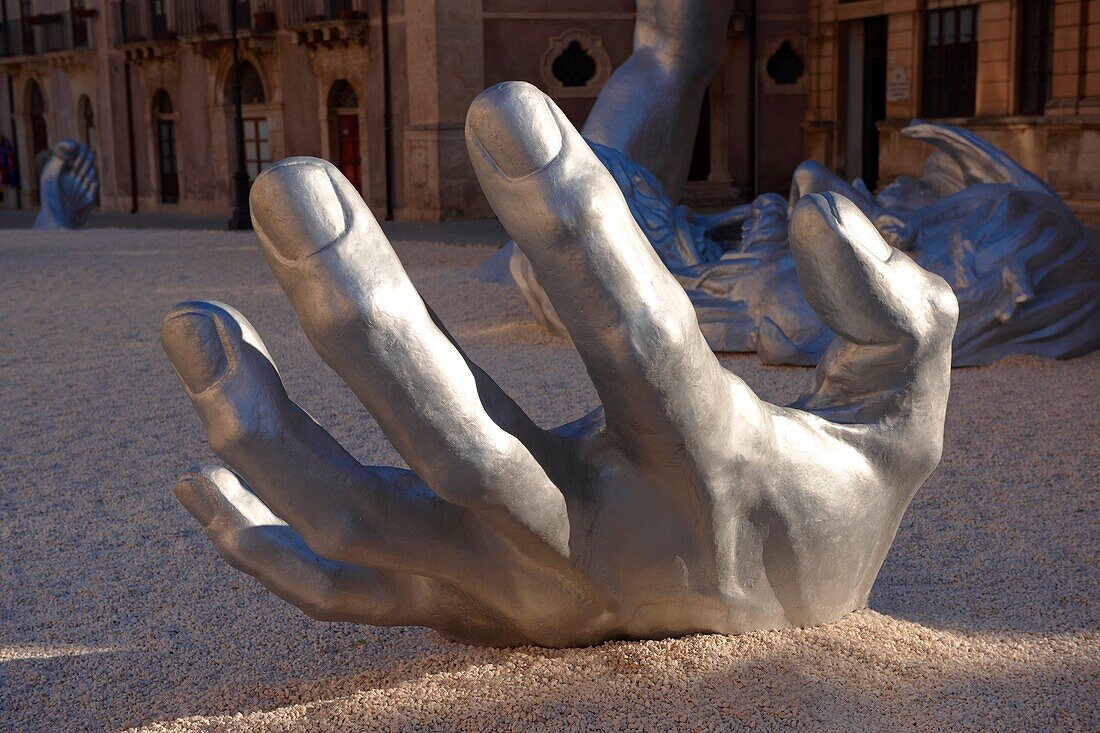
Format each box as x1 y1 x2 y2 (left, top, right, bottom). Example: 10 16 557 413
496 0 1099 366
162 83 957 647
508 122 1100 366
33 140 98 230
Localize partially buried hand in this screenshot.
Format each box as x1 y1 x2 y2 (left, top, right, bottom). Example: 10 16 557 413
161 82 958 647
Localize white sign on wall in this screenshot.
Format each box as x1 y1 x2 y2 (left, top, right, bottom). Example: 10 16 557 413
887 65 910 103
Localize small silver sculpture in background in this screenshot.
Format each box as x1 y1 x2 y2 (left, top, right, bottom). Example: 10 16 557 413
33 140 99 230
161 83 957 647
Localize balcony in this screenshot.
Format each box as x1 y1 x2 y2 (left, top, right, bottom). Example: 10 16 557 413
111 1 176 45
284 0 367 26
0 10 96 60
111 1 179 63
177 0 277 37
284 0 367 49
173 0 277 57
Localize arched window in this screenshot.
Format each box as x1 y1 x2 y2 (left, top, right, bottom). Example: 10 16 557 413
328 79 358 110
153 89 179 203
78 95 96 149
27 80 48 162
28 79 45 114
226 61 266 105
328 80 361 190
226 62 270 180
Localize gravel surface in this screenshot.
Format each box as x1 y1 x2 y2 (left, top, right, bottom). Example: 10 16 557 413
1 229 1097 732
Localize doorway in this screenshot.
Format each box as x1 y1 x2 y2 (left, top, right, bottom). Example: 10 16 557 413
328 80 361 191
27 79 48 206
153 90 179 203
843 16 887 191
336 114 360 190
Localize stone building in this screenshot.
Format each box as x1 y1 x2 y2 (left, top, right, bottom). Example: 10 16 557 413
804 0 1100 221
0 0 815 220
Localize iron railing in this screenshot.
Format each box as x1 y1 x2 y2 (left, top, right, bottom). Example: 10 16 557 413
177 0 278 36
111 1 175 44
0 11 94 56
283 0 367 27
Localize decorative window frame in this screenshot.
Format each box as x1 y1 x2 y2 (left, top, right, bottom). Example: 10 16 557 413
540 29 612 99
760 35 808 96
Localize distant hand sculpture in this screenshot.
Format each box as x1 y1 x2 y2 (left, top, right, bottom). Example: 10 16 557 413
162 83 957 647
33 140 98 230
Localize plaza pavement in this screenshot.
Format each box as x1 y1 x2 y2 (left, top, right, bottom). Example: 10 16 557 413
0 224 1096 731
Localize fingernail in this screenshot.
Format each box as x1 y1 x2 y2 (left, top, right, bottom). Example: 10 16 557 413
469 82 562 178
250 158 347 260
811 192 893 262
174 474 218 527
162 310 229 393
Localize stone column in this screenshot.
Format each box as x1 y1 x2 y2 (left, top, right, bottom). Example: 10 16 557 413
975 0 1013 117
401 0 488 220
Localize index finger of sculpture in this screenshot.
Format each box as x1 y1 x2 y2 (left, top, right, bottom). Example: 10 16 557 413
249 159 571 562
788 193 957 466
161 300 502 586
467 82 766 466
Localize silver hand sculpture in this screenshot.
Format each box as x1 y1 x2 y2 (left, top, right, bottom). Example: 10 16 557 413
497 0 1099 366
162 83 957 647
539 121 1098 366
33 140 99 230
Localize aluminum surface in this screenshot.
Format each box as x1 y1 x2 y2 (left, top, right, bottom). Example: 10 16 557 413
161 82 957 646
33 140 99 230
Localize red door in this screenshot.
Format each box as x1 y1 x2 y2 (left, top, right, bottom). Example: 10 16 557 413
336 113 360 190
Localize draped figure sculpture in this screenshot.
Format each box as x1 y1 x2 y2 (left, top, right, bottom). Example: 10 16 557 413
492 0 1100 366
33 140 99 230
161 82 957 646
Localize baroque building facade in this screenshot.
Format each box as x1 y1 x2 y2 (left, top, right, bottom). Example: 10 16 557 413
0 0 812 220
804 0 1100 221
1 1 1093 222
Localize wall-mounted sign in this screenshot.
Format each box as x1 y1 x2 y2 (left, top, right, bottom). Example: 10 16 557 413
887 66 910 103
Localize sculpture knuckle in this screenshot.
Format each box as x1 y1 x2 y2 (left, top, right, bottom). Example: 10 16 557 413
625 309 692 362
909 278 959 349
207 396 282 459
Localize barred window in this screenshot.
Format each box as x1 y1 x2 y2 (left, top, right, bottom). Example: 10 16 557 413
921 6 978 118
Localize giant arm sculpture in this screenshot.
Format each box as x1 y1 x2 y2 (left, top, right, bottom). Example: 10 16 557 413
33 140 98 230
162 83 957 647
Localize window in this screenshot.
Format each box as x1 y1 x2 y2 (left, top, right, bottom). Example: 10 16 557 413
243 118 270 180
72 0 89 48
153 90 178 203
20 0 35 55
79 95 96 150
27 80 48 160
765 41 805 86
226 61 266 105
921 6 978 118
1017 0 1053 115
551 42 597 87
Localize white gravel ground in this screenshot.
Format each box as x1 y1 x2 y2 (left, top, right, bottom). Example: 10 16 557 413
1 228 1097 732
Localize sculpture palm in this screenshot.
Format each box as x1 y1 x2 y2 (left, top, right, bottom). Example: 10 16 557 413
162 83 957 647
